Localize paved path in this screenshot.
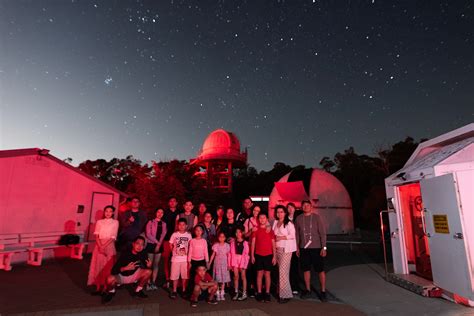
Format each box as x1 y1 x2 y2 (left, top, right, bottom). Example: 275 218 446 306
328 263 474 316
0 258 363 316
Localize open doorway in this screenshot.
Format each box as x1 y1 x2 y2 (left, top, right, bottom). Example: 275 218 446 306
398 183 433 280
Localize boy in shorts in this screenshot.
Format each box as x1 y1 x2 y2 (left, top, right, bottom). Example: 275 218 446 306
190 265 218 307
169 218 192 299
251 212 276 303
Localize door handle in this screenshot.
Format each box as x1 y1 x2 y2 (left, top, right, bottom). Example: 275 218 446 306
453 233 463 240
421 208 431 237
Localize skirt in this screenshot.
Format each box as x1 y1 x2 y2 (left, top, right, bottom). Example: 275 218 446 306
87 241 116 287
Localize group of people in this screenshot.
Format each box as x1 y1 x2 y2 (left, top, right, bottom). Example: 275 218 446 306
87 196 328 307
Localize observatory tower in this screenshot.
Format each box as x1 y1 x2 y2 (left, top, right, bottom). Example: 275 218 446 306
192 129 247 193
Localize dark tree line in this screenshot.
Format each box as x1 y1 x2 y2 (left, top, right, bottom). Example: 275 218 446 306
78 137 422 230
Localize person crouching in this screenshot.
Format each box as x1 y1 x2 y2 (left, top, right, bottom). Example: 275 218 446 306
102 236 152 303
190 265 219 307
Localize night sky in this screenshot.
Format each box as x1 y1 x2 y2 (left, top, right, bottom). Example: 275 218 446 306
1 1 472 170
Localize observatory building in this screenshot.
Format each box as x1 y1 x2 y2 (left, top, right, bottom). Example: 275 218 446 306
191 129 247 193
385 123 474 304
269 168 354 234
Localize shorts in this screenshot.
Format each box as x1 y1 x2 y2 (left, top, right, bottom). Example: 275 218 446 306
300 248 325 272
117 268 143 284
170 261 189 280
255 254 273 272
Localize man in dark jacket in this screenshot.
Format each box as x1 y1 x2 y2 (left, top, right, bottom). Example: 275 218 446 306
117 196 148 251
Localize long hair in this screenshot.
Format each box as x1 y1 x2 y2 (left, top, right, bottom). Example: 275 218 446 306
274 205 290 227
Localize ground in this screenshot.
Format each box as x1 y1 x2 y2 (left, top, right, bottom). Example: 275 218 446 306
0 244 472 315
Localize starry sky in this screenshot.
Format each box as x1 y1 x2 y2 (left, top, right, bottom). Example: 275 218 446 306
0 0 473 170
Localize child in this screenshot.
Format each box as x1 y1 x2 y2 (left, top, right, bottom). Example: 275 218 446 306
251 212 276 303
88 205 119 295
177 201 198 233
190 265 219 307
169 218 192 299
144 208 167 291
188 225 210 293
229 227 250 301
209 232 231 301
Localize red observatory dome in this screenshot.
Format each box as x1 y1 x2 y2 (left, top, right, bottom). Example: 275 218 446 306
192 129 247 192
196 129 247 165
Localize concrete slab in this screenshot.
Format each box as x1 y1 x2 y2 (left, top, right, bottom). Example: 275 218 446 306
328 263 474 316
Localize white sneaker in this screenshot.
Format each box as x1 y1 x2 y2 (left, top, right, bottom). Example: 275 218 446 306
220 291 226 301
238 292 247 301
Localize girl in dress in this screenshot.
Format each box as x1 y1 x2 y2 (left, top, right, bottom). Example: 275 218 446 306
145 208 167 290
229 227 250 301
209 232 231 301
87 205 119 294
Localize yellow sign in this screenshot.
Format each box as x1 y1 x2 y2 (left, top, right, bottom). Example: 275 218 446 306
433 215 450 234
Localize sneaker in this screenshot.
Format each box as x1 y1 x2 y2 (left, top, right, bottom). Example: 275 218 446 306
256 292 264 302
190 301 198 307
101 292 115 304
220 291 226 301
170 291 178 299
319 291 328 302
207 298 218 305
232 292 240 301
264 292 271 302
292 290 299 295
279 297 290 304
134 290 148 298
300 289 311 299
238 292 248 301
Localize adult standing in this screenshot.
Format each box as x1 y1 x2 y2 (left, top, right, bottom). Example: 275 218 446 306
144 208 167 290
87 205 119 294
287 202 302 294
272 205 297 303
117 197 147 251
196 203 207 223
162 197 181 288
235 197 253 226
295 200 328 302
198 211 217 248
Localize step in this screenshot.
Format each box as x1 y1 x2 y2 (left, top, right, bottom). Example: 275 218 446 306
387 273 443 297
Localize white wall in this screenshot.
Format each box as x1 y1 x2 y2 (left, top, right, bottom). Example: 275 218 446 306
0 155 120 236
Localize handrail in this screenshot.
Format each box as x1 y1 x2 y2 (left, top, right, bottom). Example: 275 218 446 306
380 209 395 280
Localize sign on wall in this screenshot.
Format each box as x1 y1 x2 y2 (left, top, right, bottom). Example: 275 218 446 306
433 214 450 234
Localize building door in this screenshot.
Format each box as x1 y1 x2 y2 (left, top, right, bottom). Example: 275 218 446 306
398 183 432 279
87 192 114 242
421 174 473 299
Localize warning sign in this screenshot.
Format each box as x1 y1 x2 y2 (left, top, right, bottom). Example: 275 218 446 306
433 215 450 234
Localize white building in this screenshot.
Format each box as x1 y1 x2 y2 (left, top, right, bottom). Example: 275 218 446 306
0 148 126 264
385 123 474 305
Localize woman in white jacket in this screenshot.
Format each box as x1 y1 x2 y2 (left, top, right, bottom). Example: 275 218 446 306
273 205 297 303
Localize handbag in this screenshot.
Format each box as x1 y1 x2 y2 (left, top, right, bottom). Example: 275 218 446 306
58 234 80 245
